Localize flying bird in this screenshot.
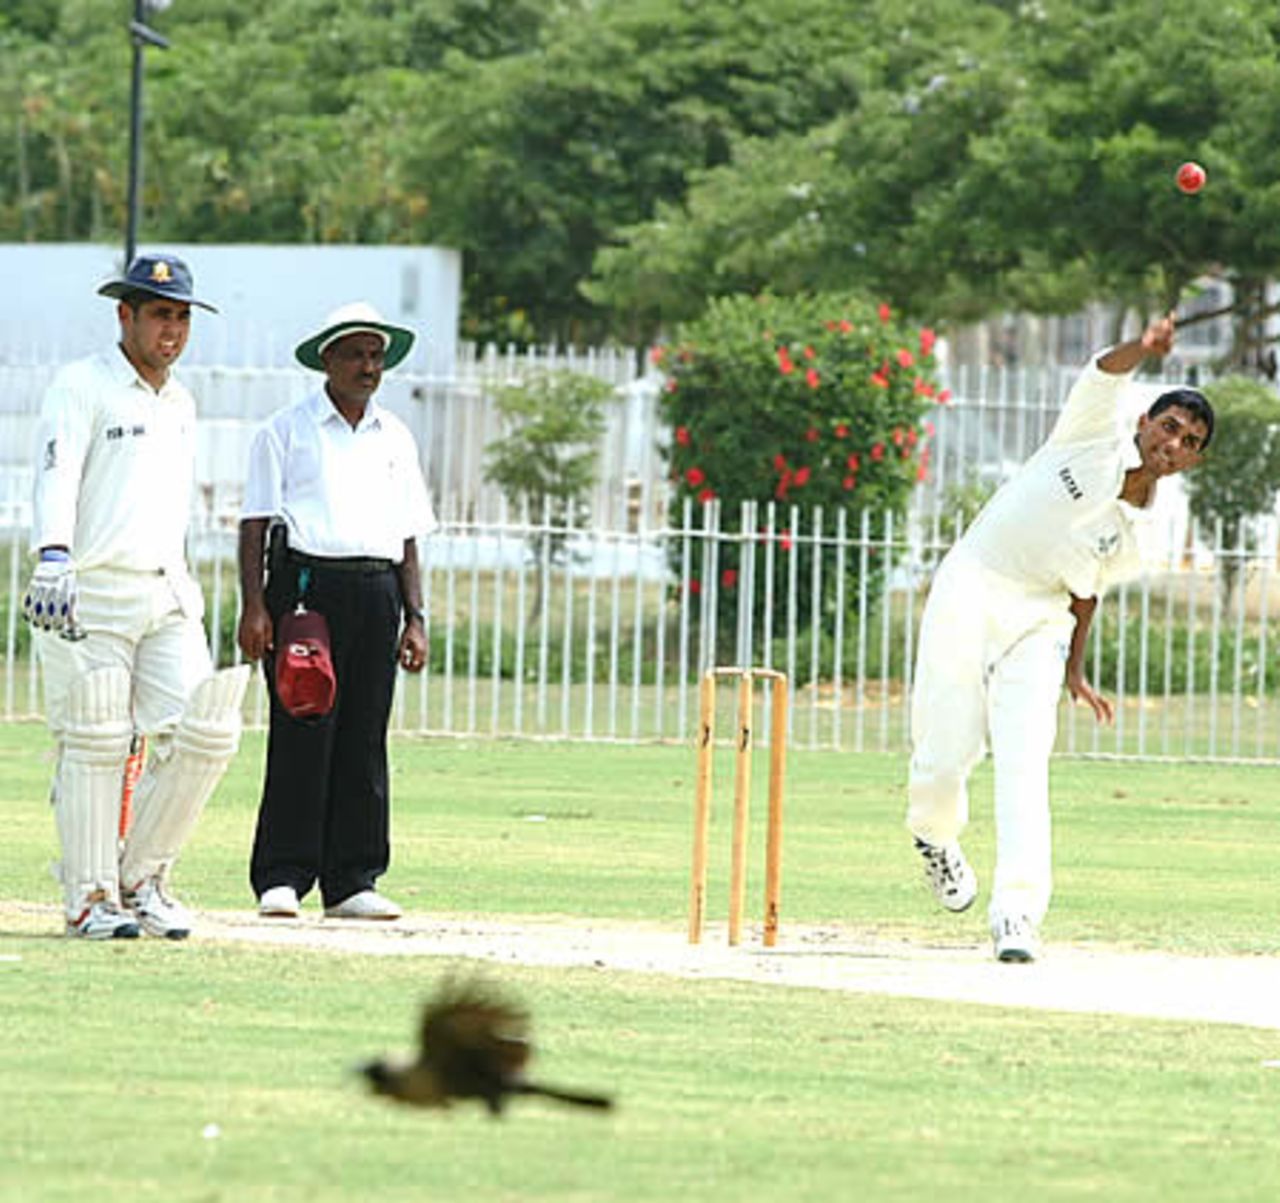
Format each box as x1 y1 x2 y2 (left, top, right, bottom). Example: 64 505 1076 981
360 976 615 1117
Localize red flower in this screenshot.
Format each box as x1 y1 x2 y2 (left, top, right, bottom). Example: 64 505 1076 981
838 319 853 334
914 377 934 397
896 348 915 369
650 346 666 365
779 530 793 552
870 372 889 389
916 463 929 483
689 579 702 595
775 469 792 501
871 442 885 461
721 568 738 590
773 453 788 473
878 303 891 323
842 475 857 490
846 452 860 471
675 425 691 447
665 378 679 393
834 423 849 439
793 466 811 486
805 426 820 443
906 428 919 447
920 327 937 357
803 345 816 360
824 320 838 331
697 487 716 504
937 388 952 404
685 466 706 488
892 427 905 447
805 367 821 390
777 347 794 375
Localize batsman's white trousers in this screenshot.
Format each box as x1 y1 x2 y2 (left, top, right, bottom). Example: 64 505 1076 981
34 567 212 914
907 545 1074 927
36 567 211 738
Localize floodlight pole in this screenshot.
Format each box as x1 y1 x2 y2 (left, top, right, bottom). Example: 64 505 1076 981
124 0 171 265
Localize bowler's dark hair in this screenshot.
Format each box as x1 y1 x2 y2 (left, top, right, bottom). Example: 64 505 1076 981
1148 387 1214 451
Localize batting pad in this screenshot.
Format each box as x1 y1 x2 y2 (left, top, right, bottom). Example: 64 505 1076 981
55 666 133 914
120 665 251 887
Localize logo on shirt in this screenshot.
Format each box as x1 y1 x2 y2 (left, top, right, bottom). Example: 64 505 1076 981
1096 531 1120 557
106 424 148 441
1058 466 1083 501
43 438 57 471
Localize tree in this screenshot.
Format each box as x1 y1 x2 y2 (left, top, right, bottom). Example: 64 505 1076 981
659 290 942 660
591 0 1280 365
1184 376 1280 602
482 370 612 617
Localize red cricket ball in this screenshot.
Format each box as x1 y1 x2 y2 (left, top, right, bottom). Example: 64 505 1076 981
1176 161 1207 195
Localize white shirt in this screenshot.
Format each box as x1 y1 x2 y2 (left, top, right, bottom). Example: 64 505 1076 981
241 388 436 560
961 358 1156 600
31 348 197 573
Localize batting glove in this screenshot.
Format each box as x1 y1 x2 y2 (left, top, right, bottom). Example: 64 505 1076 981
22 549 78 634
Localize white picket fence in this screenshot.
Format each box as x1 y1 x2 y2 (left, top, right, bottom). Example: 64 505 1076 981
4 501 1280 763
0 345 1204 539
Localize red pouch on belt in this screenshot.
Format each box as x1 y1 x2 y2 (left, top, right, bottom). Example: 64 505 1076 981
275 605 336 718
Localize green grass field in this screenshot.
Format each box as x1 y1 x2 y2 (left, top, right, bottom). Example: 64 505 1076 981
1 723 1277 1202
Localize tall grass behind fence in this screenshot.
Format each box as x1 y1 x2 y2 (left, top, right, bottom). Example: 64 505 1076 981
4 503 1280 762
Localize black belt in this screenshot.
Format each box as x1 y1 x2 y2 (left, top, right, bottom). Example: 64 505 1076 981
286 549 395 574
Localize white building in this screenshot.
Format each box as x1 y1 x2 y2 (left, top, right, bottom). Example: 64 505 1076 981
0 242 462 376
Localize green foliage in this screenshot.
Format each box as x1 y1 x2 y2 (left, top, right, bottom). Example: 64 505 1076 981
1186 375 1280 537
9 0 1280 350
1185 375 1280 598
659 291 941 646
483 370 611 565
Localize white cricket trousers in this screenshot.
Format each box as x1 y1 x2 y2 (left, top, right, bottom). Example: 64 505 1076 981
906 545 1074 927
36 567 212 739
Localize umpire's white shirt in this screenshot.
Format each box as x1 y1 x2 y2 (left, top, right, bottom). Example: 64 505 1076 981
961 359 1153 601
31 348 197 572
241 388 436 558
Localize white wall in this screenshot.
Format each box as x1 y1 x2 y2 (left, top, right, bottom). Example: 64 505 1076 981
0 243 462 375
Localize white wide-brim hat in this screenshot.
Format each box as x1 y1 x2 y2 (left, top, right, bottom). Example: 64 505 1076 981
294 301 415 371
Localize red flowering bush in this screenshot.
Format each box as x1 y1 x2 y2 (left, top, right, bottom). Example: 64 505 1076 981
655 291 944 643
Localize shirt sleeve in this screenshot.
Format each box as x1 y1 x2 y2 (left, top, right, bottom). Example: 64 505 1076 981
1048 356 1135 448
30 365 95 553
393 424 438 541
240 418 286 520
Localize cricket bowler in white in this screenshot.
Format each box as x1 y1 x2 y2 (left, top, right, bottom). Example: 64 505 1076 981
25 253 250 940
906 314 1213 962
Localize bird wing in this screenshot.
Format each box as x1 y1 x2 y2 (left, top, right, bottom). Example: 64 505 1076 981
419 978 534 1093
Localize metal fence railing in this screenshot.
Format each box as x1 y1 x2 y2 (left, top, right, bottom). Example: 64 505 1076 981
4 503 1280 763
1 351 1219 541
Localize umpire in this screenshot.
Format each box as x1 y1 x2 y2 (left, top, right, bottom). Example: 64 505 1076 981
237 302 435 919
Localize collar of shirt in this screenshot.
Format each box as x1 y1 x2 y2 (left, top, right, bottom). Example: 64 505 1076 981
109 343 179 397
306 388 385 432
1118 426 1157 514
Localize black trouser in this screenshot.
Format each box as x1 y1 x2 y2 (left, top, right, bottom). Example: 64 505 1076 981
250 555 402 907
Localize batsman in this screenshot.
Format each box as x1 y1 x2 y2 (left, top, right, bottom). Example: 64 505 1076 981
24 253 249 940
907 313 1213 962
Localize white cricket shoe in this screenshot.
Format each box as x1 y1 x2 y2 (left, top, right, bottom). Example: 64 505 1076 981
123 876 193 940
258 885 301 918
324 890 402 920
992 913 1040 963
67 895 141 940
914 837 978 912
